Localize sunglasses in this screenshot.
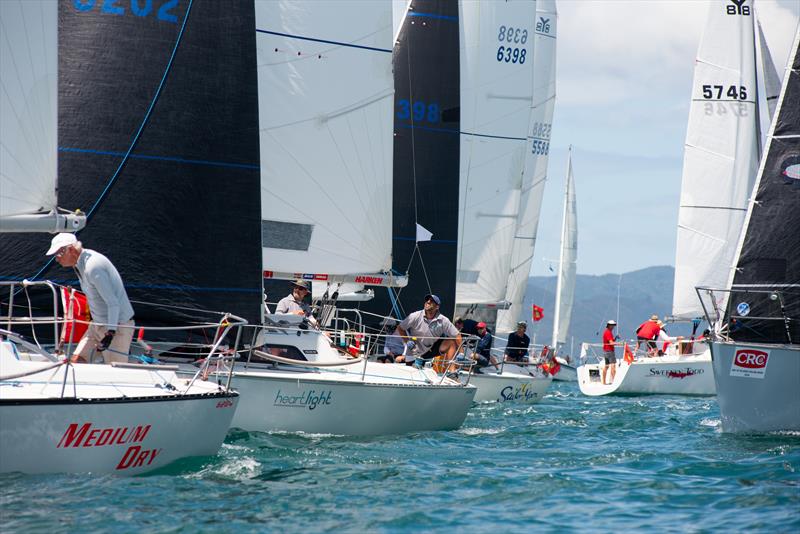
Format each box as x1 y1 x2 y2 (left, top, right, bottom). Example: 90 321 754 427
55 246 70 258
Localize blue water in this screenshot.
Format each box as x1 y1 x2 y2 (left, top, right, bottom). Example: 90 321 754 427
2 382 798 532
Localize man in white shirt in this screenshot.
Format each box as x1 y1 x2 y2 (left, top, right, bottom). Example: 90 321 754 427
396 294 461 365
47 233 135 364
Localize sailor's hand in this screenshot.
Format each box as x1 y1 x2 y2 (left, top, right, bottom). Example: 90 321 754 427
97 330 115 352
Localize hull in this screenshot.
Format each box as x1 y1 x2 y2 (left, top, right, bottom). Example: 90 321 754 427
0 393 237 475
553 362 577 382
578 348 715 396
229 371 475 436
465 367 552 403
710 341 800 433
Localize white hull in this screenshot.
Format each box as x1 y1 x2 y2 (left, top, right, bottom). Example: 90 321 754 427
710 341 800 433
465 368 552 403
578 348 715 396
0 357 237 475
553 360 577 382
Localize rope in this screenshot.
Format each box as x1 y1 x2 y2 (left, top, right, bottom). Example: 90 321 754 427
28 0 195 282
0 360 66 381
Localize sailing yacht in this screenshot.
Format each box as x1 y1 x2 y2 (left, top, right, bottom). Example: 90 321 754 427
214 0 476 436
448 0 551 403
578 0 770 397
0 1 239 474
550 148 578 382
701 27 800 433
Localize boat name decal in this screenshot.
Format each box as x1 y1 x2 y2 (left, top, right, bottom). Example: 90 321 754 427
216 399 234 409
56 422 162 471
649 367 704 379
500 383 539 402
72 0 181 24
730 348 769 379
274 389 333 410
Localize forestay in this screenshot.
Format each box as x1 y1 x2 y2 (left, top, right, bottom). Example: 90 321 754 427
497 0 557 333
256 0 394 276
455 0 536 308
552 149 577 348
0 1 83 233
672 0 760 319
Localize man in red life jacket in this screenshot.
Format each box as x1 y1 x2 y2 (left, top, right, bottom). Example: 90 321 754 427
602 320 618 385
635 314 661 355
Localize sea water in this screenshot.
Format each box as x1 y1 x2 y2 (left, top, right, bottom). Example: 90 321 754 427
1 382 798 532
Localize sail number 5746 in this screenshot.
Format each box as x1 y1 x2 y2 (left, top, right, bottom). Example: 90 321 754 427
701 85 748 100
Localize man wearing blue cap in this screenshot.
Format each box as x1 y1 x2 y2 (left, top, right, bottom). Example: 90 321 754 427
396 294 461 365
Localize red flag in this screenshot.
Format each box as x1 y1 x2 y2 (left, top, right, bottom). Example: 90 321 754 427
623 342 634 364
60 287 90 344
532 304 544 322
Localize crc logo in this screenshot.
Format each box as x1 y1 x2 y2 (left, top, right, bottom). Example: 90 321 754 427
536 17 551 34
726 0 751 16
734 349 768 369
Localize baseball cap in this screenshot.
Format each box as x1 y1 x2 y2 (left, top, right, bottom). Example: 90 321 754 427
46 233 78 256
650 314 659 321
607 320 617 326
424 294 441 305
477 322 487 329
517 321 527 328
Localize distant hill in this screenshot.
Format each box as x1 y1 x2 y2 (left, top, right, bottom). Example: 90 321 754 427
521 265 697 353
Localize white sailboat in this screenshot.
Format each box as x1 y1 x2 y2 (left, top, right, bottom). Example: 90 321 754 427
702 26 800 433
220 0 476 435
452 0 552 404
0 1 240 475
496 0 558 336
550 147 578 382
579 0 769 397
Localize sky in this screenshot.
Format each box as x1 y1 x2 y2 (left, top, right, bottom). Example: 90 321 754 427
393 0 799 277
528 0 799 277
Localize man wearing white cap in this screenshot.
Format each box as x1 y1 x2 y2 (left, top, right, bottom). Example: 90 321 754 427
46 233 135 363
601 320 618 385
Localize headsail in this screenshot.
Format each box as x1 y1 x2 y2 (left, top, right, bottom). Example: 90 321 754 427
552 148 577 349
671 0 760 319
455 0 537 312
257 0 396 284
496 0 557 333
0 0 84 233
727 27 800 343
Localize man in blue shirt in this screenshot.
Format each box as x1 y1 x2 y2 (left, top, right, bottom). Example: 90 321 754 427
474 322 498 372
504 321 531 362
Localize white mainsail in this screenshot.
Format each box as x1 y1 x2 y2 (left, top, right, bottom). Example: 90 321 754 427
496 0 558 333
0 0 84 233
671 0 760 319
552 148 577 349
256 0 395 281
456 0 538 308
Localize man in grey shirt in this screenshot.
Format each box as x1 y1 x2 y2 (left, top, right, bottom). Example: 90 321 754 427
47 233 135 364
275 280 312 315
396 294 461 364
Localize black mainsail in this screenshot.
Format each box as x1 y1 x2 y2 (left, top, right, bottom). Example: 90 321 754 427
0 1 262 324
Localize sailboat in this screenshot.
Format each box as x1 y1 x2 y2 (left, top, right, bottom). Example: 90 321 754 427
550 147 578 382
579 0 769 396
701 26 800 433
0 1 240 475
214 0 476 436
444 0 552 404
